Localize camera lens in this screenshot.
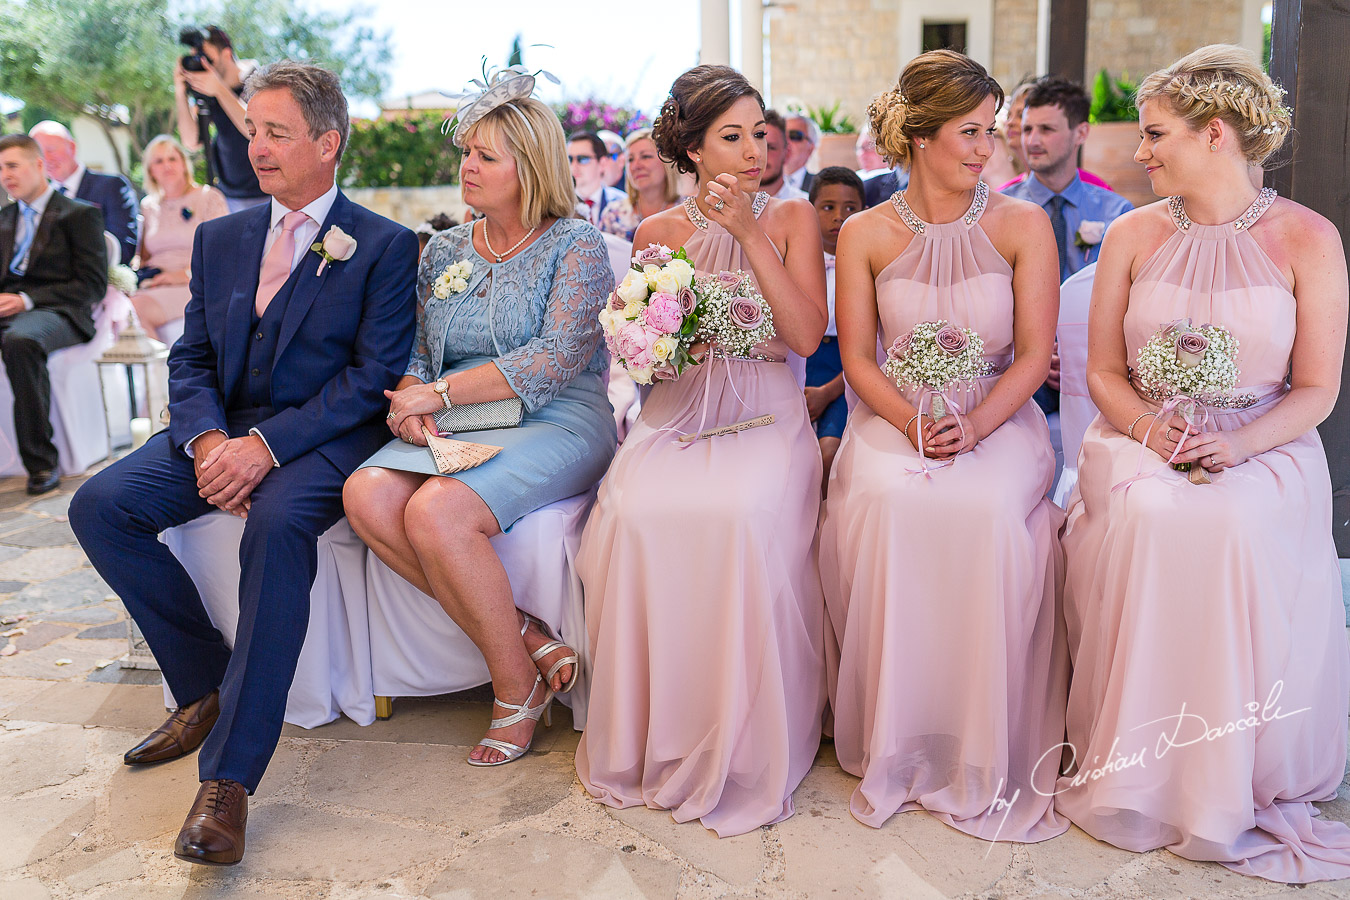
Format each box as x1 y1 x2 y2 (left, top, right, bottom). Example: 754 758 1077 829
181 53 206 72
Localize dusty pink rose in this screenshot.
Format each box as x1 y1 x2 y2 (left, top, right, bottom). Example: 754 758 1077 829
633 243 674 267
935 324 969 354
676 286 698 315
716 271 744 291
608 291 626 312
643 292 683 333
653 364 678 381
888 331 913 361
1175 330 1209 367
728 296 764 330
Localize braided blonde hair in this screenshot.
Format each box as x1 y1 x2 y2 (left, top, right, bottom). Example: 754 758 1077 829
1136 44 1292 166
868 50 1003 168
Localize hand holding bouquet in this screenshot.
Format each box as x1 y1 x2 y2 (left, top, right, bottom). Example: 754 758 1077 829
599 244 701 384
883 321 994 421
693 270 775 357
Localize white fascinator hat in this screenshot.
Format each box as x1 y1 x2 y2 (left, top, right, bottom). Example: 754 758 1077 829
444 59 561 148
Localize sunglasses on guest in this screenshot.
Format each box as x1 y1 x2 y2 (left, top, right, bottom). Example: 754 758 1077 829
788 130 809 142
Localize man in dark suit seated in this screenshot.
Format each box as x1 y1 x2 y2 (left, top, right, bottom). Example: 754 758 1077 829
863 164 910 208
0 134 107 494
69 62 418 866
29 121 139 267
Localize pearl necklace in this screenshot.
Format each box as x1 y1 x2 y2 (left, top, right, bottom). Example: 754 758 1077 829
480 218 536 263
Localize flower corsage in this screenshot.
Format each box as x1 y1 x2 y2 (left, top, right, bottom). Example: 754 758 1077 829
1074 220 1105 250
433 259 475 299
311 225 357 275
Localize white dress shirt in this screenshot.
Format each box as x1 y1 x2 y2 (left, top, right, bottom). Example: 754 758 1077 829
773 181 809 201
54 163 85 199
14 184 56 311
262 182 338 278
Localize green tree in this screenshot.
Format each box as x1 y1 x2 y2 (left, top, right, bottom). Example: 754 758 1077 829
0 0 392 176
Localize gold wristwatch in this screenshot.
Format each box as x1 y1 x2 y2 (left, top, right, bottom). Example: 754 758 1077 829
433 379 452 409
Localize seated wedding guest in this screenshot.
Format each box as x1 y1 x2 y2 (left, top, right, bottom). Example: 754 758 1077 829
70 62 418 866
998 76 1113 192
785 111 819 193
1057 44 1350 882
820 50 1067 841
855 125 889 178
597 128 626 190
597 128 681 241
577 64 828 837
805 166 864 494
414 211 458 256
344 74 616 768
131 135 228 346
0 134 107 495
761 109 808 200
29 120 140 267
569 131 625 227
861 156 909 208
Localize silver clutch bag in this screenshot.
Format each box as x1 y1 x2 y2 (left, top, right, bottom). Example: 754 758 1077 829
433 397 524 434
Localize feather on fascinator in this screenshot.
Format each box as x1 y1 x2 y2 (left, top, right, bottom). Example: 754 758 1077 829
443 58 560 148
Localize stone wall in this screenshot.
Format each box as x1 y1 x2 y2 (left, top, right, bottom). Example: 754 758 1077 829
767 0 1252 121
342 185 465 230
1086 0 1247 83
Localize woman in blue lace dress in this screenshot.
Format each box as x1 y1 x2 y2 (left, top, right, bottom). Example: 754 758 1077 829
343 86 616 767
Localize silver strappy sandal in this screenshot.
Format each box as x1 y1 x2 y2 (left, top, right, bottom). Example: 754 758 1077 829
467 672 553 767
524 613 580 695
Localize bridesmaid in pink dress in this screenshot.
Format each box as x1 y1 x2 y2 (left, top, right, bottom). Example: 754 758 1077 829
577 65 829 837
1057 46 1350 882
131 135 227 345
819 50 1068 841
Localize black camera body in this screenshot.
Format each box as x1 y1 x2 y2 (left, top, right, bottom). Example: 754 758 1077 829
179 26 210 72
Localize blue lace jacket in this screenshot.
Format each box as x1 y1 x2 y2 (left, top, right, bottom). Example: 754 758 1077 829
407 218 613 412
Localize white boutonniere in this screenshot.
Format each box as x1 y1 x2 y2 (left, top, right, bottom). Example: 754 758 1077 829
433 259 474 299
310 225 357 275
1074 220 1106 249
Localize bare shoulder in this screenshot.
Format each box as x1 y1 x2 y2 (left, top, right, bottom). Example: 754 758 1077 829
1259 197 1344 257
633 204 693 249
760 195 815 231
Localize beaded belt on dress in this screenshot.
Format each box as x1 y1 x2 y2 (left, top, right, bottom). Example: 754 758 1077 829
1128 372 1265 410
707 348 781 363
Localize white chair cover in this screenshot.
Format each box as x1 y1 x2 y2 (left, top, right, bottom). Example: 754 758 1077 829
160 490 596 730
1053 263 1098 506
0 288 132 476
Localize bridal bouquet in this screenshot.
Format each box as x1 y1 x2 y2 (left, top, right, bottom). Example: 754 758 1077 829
1133 318 1241 481
693 270 775 357
883 320 994 419
599 244 700 385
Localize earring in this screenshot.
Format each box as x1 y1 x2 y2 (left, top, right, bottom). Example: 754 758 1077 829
692 154 701 163
1210 144 1218 151
918 142 925 149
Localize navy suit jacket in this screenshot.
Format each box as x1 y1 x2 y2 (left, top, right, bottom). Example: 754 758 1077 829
0 192 107 341
74 170 140 267
167 190 418 474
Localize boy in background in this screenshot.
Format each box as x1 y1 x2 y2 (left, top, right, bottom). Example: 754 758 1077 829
805 166 864 495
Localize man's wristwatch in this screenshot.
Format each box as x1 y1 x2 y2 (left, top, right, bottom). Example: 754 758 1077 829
433 379 452 410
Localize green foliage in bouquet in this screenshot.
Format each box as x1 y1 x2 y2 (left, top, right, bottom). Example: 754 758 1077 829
341 113 462 188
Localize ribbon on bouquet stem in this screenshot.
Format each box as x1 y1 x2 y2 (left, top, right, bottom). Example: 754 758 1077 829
905 387 970 479
1111 393 1211 494
655 350 761 447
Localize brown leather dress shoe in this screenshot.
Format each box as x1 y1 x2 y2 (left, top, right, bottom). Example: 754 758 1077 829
174 779 247 865
123 689 220 765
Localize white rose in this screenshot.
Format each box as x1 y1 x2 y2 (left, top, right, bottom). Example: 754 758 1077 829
320 225 358 261
628 365 655 385
651 269 681 294
617 269 650 304
621 298 645 320
665 258 695 289
1076 220 1106 246
651 335 679 362
432 278 451 300
450 277 468 294
598 307 620 336
457 260 473 278
642 264 663 289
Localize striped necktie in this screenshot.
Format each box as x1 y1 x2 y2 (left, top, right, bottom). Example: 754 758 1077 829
9 203 38 276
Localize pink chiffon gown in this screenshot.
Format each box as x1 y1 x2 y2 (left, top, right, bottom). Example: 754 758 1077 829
1057 188 1350 882
576 193 827 837
819 183 1070 841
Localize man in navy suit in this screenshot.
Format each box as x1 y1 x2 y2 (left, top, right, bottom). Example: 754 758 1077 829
69 62 418 866
29 121 140 266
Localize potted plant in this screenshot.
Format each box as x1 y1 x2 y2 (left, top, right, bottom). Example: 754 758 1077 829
1080 70 1155 208
804 102 861 169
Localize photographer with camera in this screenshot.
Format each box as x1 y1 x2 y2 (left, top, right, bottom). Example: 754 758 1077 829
173 25 267 212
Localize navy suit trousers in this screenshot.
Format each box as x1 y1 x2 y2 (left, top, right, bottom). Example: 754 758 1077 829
69 428 346 792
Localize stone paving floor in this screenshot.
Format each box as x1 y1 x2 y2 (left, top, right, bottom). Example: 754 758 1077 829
1 469 1349 899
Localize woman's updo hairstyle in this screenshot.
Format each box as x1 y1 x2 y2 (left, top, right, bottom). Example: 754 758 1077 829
1135 44 1291 166
653 65 765 175
868 49 1004 168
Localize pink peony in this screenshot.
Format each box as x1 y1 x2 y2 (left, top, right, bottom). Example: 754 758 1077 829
643 292 684 333
676 286 698 315
1175 330 1210 367
729 296 764 330
633 243 674 267
935 324 969 354
615 321 651 360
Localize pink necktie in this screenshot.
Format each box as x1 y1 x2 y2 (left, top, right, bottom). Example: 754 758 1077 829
256 210 310 316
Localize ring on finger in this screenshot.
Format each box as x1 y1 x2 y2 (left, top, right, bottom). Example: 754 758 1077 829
1166 426 1177 441
1206 454 1215 466
713 198 725 211
386 412 397 420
